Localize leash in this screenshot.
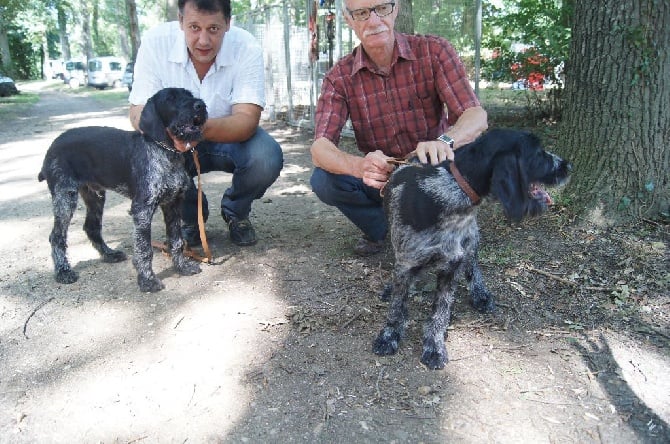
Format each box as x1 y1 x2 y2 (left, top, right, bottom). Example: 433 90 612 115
384 151 481 205
151 140 213 263
190 147 213 262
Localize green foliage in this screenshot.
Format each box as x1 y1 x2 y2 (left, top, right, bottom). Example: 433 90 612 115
481 0 572 85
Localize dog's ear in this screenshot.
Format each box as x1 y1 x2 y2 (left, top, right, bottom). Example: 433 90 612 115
490 151 529 222
139 93 170 143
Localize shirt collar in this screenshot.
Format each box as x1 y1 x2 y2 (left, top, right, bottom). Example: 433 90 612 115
352 31 416 74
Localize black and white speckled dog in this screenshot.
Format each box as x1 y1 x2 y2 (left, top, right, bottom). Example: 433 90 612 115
38 88 207 292
373 128 572 369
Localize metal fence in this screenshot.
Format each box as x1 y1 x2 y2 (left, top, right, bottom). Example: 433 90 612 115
234 0 478 127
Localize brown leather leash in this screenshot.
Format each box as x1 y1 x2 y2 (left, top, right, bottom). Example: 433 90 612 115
151 145 213 263
384 152 481 205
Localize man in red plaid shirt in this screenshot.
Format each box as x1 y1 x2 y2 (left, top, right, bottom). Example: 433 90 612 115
310 0 488 256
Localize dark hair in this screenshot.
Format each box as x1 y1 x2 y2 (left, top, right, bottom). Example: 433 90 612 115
178 0 231 19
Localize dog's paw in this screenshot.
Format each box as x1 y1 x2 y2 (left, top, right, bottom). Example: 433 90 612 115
138 275 165 293
421 339 448 369
176 259 201 276
55 268 79 284
102 250 127 263
373 328 401 356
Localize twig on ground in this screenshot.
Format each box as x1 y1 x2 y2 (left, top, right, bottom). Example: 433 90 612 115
339 311 362 330
23 297 55 339
525 265 577 286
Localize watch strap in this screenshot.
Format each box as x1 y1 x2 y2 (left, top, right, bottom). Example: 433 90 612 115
437 134 454 148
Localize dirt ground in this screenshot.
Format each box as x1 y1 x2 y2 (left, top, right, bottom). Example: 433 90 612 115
0 81 668 444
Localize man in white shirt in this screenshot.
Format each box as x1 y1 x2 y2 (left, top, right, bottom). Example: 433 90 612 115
129 0 283 246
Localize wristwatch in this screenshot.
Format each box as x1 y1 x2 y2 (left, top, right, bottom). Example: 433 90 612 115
437 134 455 148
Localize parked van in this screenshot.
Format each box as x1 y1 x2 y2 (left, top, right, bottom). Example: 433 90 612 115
87 56 126 89
63 60 87 88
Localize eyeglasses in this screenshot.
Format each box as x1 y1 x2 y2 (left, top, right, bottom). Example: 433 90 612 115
347 2 396 21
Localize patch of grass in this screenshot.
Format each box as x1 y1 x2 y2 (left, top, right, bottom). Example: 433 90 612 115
0 92 39 119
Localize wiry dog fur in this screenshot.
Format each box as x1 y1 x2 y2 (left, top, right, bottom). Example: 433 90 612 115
38 88 207 292
373 128 572 369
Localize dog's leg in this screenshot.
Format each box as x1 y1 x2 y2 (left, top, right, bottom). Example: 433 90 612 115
373 267 414 356
49 186 79 284
131 201 164 292
80 186 127 263
466 258 495 313
464 245 495 313
161 202 201 276
421 268 458 370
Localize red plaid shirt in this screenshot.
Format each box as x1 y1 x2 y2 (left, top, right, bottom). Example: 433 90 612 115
315 32 480 157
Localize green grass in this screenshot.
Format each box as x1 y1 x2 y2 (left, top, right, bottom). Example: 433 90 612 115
0 92 40 120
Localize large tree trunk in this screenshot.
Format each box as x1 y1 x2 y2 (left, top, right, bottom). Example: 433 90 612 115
559 0 669 222
395 0 414 34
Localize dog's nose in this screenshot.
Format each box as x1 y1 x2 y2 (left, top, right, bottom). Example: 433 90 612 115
194 101 205 112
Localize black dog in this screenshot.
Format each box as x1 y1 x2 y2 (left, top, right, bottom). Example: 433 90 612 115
38 88 207 292
373 129 572 369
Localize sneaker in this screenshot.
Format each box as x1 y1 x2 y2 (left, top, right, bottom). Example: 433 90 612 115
222 213 257 246
181 224 201 247
353 237 384 257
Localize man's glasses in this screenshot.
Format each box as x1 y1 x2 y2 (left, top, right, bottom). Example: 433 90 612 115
347 2 396 21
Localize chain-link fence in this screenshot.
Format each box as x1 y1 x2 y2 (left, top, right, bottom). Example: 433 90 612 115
234 0 479 127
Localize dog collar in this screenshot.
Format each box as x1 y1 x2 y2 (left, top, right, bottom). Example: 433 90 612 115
154 139 193 153
449 162 481 205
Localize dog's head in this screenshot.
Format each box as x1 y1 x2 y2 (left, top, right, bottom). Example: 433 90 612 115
490 131 571 221
139 87 208 146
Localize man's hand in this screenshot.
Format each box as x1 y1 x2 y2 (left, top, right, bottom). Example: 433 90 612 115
415 140 454 165
361 150 395 190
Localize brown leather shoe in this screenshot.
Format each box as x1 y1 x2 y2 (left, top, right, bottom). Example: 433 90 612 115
353 237 384 256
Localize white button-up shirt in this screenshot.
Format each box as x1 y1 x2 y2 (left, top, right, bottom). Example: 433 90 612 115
129 21 265 118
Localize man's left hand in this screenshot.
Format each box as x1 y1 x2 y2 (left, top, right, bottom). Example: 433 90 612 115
415 140 454 165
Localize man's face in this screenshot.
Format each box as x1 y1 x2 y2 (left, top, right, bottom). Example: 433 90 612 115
343 0 398 51
179 1 230 67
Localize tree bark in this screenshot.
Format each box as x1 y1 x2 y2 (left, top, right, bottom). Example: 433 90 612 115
395 0 414 34
559 0 670 221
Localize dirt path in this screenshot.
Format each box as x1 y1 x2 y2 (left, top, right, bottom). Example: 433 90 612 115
0 83 668 443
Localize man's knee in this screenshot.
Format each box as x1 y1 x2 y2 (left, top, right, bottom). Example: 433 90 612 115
248 130 283 181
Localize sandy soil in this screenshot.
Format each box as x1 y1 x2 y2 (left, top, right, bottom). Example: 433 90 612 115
0 81 668 443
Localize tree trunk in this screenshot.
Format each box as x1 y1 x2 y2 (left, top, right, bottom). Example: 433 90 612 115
0 8 14 77
57 5 71 60
395 0 414 34
166 0 178 21
80 0 94 60
559 0 670 222
126 0 141 62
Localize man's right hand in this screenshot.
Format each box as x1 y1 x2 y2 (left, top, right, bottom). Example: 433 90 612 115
361 150 395 190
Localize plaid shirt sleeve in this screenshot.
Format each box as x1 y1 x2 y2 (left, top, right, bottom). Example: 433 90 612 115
430 37 480 125
314 66 349 146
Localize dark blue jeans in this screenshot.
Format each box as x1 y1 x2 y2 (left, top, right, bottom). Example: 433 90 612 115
181 127 283 225
310 167 387 242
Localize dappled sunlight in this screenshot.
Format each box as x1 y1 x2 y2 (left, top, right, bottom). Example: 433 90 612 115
599 331 670 423
7 278 288 442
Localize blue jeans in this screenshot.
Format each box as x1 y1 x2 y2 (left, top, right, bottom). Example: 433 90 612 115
310 167 387 242
181 127 283 225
